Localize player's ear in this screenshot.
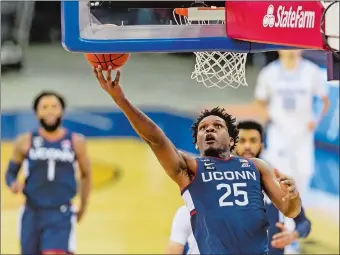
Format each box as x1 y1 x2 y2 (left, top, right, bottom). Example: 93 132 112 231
195 144 199 150
229 137 234 148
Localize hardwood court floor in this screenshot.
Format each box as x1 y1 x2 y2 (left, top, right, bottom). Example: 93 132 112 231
1 139 183 254
1 139 339 254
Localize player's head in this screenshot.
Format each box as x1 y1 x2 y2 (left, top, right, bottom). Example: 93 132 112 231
278 50 302 61
191 107 238 158
235 120 263 159
33 91 66 132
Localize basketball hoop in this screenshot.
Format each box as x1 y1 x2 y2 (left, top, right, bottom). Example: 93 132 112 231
173 6 248 89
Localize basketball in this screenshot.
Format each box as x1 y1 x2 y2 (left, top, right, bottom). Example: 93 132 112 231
84 53 130 70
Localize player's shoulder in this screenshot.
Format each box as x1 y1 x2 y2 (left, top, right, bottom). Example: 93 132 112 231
301 58 320 69
71 132 86 142
15 132 32 143
70 132 87 152
248 157 267 170
174 205 190 224
301 59 322 76
249 158 278 177
13 132 31 150
176 205 190 217
258 60 281 78
300 59 325 83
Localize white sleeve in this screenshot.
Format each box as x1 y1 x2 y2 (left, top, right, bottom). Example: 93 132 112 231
254 67 270 101
169 206 191 245
312 67 328 97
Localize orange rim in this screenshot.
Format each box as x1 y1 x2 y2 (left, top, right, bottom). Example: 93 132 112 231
175 7 225 17
174 8 188 17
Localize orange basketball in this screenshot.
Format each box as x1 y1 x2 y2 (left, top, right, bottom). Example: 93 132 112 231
84 53 130 70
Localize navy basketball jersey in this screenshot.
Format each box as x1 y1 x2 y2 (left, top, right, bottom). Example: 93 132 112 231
23 130 77 208
181 156 269 255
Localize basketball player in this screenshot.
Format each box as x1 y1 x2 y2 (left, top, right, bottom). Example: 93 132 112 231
94 66 301 254
5 91 92 255
255 50 329 253
164 120 311 255
254 50 330 199
235 120 311 255
165 205 196 255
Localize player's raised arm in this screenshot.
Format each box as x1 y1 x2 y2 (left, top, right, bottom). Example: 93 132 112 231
93 67 196 188
5 133 30 193
72 133 92 222
251 158 302 218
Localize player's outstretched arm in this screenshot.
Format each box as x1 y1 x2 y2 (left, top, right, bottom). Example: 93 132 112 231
72 133 92 222
5 133 30 193
251 158 301 218
93 67 196 188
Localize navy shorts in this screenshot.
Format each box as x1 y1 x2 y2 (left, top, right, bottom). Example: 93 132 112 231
19 203 77 255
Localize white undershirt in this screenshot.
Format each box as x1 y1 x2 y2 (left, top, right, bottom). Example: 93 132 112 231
169 205 199 254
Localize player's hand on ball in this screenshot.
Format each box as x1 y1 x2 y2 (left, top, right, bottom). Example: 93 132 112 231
10 181 23 194
271 222 298 248
93 66 124 101
274 169 298 201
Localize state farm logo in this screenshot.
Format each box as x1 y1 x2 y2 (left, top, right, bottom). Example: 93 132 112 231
263 5 315 29
263 5 275 27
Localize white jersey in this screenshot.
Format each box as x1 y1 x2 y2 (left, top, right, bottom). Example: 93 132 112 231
255 59 327 131
169 205 199 254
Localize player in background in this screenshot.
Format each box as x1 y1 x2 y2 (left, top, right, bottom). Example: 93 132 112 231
235 120 311 255
254 50 328 253
5 91 92 255
164 120 311 255
165 205 197 255
94 66 302 255
254 50 329 200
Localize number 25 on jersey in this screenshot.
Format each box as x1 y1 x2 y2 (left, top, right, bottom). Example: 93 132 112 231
217 183 249 207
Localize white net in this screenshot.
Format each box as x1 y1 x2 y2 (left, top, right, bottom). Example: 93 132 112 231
173 8 248 89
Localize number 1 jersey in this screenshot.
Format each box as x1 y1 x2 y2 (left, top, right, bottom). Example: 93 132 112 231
24 130 77 208
181 156 269 255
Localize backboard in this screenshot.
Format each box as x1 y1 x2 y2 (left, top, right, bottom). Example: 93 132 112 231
61 1 339 86
62 1 338 53
62 1 302 53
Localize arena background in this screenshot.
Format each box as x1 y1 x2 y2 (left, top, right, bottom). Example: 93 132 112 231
1 3 339 254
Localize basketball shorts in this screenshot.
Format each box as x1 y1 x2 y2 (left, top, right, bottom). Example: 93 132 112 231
19 203 77 255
